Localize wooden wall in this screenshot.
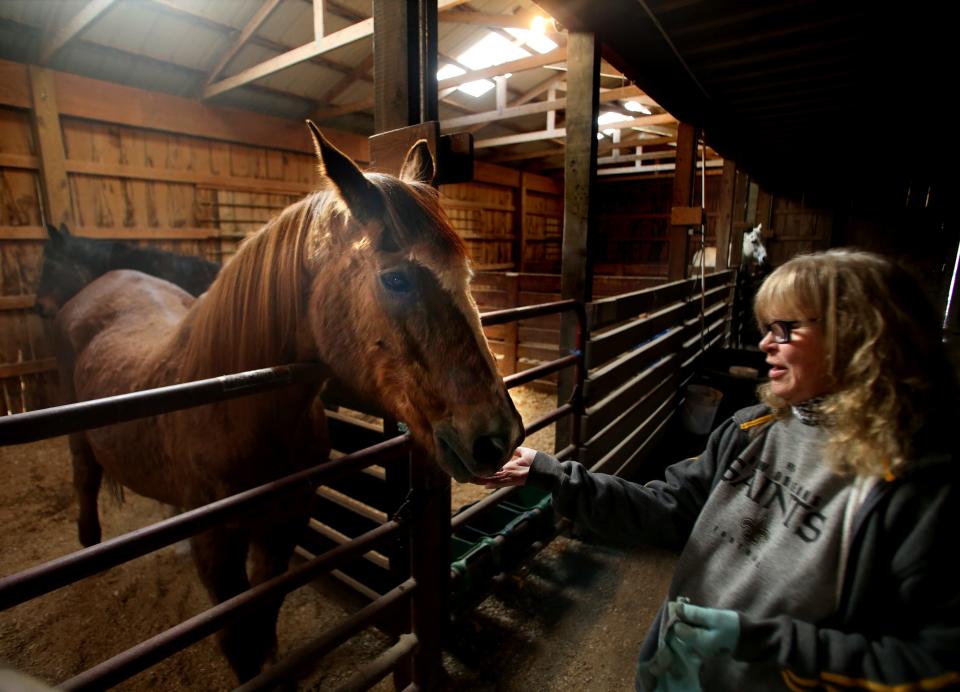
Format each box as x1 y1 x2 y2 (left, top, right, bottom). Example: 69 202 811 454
0 59 368 415
440 163 563 272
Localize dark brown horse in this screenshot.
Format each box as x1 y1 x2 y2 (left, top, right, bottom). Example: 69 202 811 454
34 223 220 318
54 122 523 681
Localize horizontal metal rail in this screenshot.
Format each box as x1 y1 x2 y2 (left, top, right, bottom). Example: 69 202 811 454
0 436 409 611
60 520 404 692
237 578 417 692
0 296 587 691
334 632 419 692
480 298 579 326
0 363 328 446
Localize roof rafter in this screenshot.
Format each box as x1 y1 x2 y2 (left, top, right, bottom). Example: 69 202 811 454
205 0 283 85
40 0 119 65
203 0 473 100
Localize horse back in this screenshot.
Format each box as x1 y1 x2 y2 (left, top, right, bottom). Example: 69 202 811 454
55 270 194 394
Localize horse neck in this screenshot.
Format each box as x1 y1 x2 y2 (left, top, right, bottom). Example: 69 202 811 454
175 195 319 381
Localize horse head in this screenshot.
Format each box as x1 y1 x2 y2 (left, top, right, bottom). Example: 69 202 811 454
741 223 768 269
34 223 104 318
302 122 523 481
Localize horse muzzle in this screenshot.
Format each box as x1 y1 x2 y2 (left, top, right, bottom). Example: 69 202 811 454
433 415 523 482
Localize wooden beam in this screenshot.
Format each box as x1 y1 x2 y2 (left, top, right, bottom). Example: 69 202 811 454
40 0 119 65
64 159 316 195
0 225 218 240
205 0 284 85
668 122 699 281
204 0 467 100
0 59 369 160
28 66 73 229
142 0 366 82
313 0 325 40
203 18 375 99
0 358 57 379
441 85 644 131
715 159 737 270
474 113 676 148
0 295 36 311
437 47 566 90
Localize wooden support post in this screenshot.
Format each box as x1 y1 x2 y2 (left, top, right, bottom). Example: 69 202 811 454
715 159 736 271
372 3 447 689
517 173 529 271
28 66 72 228
557 31 599 452
668 121 699 281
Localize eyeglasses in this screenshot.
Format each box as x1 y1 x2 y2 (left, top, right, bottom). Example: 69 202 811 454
762 319 818 344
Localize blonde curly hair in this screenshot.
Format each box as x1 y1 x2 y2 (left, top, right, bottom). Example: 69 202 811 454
753 248 955 477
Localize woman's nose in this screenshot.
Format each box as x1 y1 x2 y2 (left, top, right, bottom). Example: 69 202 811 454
759 330 775 351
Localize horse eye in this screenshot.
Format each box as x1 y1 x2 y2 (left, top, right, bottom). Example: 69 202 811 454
380 271 412 293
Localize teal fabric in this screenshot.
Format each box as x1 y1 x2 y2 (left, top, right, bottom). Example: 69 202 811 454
674 602 740 658
636 600 740 691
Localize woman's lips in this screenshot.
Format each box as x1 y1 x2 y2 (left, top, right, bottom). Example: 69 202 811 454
768 365 786 378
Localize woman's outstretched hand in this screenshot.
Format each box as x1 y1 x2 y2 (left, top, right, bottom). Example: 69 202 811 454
473 446 537 488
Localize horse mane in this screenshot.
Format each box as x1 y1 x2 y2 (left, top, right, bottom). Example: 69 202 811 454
177 192 321 380
177 173 465 380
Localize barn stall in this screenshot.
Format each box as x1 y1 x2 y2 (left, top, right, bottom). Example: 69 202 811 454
0 1 955 690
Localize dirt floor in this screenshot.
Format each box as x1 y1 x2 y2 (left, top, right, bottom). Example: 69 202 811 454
0 385 677 691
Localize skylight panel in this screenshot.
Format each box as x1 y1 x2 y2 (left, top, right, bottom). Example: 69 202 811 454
505 27 558 54
457 32 530 70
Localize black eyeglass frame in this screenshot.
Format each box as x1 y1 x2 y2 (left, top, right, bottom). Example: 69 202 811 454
762 319 818 344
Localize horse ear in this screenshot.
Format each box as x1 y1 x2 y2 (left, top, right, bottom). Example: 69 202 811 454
306 120 382 222
46 224 64 246
398 140 435 185
59 222 72 237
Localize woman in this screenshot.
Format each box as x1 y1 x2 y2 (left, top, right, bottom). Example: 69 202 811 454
481 249 960 690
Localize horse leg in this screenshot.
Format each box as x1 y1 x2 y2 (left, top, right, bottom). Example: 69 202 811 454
69 433 102 547
190 526 260 682
244 491 314 678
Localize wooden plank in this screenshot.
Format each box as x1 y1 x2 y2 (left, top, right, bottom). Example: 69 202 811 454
584 325 685 403
0 62 31 109
587 299 694 369
0 153 39 170
471 161 520 188
670 206 705 227
40 0 119 65
0 295 35 311
590 389 678 475
523 171 562 196
0 357 57 378
581 369 678 465
0 60 371 159
65 159 315 194
28 66 73 228
608 408 675 479
588 277 692 331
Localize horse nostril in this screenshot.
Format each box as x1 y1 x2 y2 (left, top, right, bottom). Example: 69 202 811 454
473 434 507 468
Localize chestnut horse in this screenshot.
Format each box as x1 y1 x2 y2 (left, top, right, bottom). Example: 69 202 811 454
34 223 220 318
54 122 524 681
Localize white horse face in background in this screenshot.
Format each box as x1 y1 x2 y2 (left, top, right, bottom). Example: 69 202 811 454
742 223 767 268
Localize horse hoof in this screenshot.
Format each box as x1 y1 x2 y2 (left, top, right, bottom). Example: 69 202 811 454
78 525 101 547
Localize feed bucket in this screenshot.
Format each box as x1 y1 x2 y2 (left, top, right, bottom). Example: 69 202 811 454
681 384 723 435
